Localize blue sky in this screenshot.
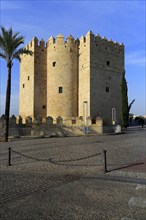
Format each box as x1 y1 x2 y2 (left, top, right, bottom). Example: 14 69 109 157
0 0 145 116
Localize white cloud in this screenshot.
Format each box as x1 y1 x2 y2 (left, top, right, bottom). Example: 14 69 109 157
126 51 146 66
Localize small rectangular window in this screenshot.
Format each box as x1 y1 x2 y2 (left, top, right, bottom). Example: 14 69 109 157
106 87 110 92
59 87 63 93
23 84 25 88
42 105 46 109
28 76 30 80
53 62 56 67
106 61 110 66
72 119 76 124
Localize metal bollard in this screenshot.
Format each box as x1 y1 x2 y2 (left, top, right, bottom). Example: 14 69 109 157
8 147 11 166
103 150 107 173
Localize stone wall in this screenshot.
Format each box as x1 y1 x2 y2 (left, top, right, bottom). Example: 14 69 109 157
19 31 125 126
0 115 103 138
34 38 47 118
79 31 124 125
20 37 47 119
46 34 78 118
90 33 124 125
78 32 91 117
19 39 35 118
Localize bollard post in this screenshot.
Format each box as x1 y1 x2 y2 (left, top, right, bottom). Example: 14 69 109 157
8 147 11 166
103 150 107 173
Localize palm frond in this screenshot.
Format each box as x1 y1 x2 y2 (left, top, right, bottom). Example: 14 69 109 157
13 31 20 39
12 36 25 51
0 26 13 57
12 48 33 62
0 26 32 64
0 27 7 50
0 36 6 50
12 53 21 62
0 26 7 38
20 48 33 55
0 51 6 59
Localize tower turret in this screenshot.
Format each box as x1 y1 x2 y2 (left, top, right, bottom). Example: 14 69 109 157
67 34 74 44
31 36 38 47
47 36 55 46
46 33 78 118
19 36 47 119
40 38 45 48
56 33 64 44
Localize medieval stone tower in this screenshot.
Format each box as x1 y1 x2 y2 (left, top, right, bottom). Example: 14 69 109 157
19 31 125 125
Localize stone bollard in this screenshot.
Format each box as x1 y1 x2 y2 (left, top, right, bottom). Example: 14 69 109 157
114 124 121 133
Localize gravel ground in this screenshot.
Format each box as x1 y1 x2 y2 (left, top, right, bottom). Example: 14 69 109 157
0 126 145 220
0 126 145 176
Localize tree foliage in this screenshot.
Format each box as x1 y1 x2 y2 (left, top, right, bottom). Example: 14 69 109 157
0 26 33 142
121 73 135 128
121 72 129 128
128 99 135 113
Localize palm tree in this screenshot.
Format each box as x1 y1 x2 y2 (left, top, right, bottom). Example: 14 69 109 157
0 26 33 142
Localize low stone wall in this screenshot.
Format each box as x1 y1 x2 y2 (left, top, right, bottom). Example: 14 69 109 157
9 127 32 137
0 115 104 138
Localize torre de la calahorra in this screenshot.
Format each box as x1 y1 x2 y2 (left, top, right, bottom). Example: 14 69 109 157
19 31 125 126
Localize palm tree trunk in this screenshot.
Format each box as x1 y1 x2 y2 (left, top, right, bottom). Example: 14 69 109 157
3 63 11 142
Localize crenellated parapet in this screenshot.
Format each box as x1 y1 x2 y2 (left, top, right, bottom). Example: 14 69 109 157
24 31 124 53
78 31 124 55
0 115 102 127
47 36 55 45
25 36 47 51
46 33 79 48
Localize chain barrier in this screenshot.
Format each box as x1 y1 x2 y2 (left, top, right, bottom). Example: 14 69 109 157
10 149 101 163
11 149 51 162
8 148 106 170
54 152 101 163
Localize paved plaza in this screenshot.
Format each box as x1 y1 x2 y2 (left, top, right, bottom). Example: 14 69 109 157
0 126 146 219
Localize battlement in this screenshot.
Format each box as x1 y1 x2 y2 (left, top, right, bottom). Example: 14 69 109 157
24 31 124 52
25 37 47 50
46 34 79 47
79 31 124 53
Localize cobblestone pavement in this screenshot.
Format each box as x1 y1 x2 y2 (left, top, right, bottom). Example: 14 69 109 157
0 172 81 205
0 126 145 219
0 126 145 175
1 175 146 220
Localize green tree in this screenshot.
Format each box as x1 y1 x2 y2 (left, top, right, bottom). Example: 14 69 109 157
128 99 135 113
0 26 33 142
121 72 129 128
